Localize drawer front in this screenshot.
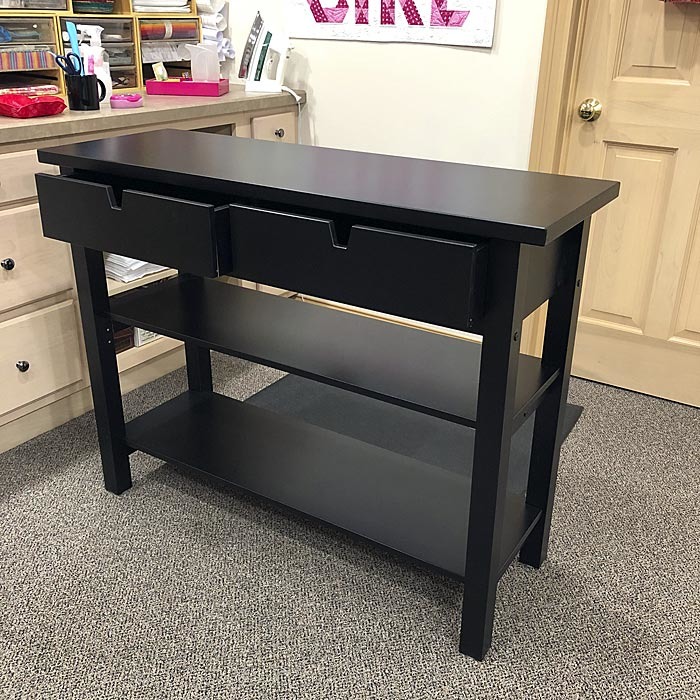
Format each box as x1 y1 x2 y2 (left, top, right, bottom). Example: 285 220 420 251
229 205 487 331
0 151 58 206
35 174 231 277
251 112 297 144
0 204 73 313
0 300 83 417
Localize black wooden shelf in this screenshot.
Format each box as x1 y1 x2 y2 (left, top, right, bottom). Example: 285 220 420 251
125 389 542 579
109 277 560 431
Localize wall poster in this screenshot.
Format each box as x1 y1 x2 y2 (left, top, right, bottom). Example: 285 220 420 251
288 1 497 48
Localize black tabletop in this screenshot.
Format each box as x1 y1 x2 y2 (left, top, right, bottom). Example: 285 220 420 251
38 129 619 246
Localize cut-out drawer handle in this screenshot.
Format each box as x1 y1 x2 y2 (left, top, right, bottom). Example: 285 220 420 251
16 360 30 373
1 258 15 271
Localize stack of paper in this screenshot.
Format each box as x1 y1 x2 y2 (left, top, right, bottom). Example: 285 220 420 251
133 0 191 11
141 41 190 64
104 254 167 284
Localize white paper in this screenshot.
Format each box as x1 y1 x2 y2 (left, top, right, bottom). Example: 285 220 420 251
195 0 225 14
288 0 496 48
201 12 226 30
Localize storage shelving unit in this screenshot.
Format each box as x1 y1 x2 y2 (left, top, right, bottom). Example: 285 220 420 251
34 130 619 661
0 14 62 92
0 0 200 94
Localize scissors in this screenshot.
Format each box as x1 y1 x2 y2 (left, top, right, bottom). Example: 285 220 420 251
52 51 83 76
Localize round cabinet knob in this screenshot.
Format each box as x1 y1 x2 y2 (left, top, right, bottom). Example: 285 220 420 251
578 98 603 122
274 128 285 139
1 258 15 271
16 360 30 373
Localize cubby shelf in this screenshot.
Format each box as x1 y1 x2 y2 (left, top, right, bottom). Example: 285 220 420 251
106 267 176 296
0 4 200 93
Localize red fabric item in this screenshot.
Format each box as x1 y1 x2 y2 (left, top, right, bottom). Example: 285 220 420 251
0 94 67 119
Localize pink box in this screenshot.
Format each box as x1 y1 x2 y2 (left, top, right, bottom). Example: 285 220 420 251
145 79 230 97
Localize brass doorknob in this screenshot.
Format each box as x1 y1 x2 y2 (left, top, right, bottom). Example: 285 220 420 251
578 98 602 122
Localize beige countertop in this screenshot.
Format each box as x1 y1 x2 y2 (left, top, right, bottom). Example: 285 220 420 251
0 86 304 148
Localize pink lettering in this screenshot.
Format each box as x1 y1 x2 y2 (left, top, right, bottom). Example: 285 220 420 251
356 0 369 24
431 0 469 27
381 0 424 26
306 0 350 23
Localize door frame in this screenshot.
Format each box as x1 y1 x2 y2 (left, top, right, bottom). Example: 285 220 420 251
523 0 588 356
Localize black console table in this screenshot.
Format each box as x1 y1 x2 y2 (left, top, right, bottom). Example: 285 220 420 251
35 130 618 660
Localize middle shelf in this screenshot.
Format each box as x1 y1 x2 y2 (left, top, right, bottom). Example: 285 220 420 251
109 276 560 431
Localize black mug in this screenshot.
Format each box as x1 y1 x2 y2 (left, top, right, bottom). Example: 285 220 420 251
65 74 107 111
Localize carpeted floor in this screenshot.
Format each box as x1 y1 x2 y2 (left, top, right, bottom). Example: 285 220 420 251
1 354 698 699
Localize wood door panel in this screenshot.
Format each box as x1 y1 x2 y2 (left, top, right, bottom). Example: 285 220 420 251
673 218 700 340
573 323 700 407
615 0 700 83
563 0 700 406
581 142 675 331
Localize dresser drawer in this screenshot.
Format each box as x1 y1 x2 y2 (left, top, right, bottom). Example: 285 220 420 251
0 151 58 206
251 112 297 144
0 300 83 417
0 204 73 314
229 205 488 331
35 174 231 278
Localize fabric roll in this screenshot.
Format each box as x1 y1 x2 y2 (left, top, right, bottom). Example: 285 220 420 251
139 20 199 40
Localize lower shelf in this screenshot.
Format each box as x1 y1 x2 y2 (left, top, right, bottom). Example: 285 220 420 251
125 386 550 578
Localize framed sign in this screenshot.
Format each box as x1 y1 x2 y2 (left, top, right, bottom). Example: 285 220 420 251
288 1 497 48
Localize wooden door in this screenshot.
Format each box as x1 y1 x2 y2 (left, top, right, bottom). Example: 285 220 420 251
562 0 700 406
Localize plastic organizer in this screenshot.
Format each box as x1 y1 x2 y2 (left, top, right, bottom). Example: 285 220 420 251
60 17 133 44
0 0 67 9
111 65 136 89
104 42 134 67
0 16 56 44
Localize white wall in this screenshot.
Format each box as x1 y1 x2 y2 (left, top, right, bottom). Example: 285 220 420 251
228 0 548 169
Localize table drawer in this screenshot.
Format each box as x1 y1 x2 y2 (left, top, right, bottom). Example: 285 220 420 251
0 299 83 418
229 205 487 331
0 151 58 206
0 204 73 314
35 174 231 278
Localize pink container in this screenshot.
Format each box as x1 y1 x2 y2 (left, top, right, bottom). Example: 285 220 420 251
145 79 230 97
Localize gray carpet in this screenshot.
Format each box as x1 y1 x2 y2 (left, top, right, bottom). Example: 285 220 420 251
1 354 698 699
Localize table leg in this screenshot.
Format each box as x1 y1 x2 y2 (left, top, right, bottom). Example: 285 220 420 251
460 241 529 660
71 245 131 495
178 273 213 392
185 343 213 392
520 220 590 568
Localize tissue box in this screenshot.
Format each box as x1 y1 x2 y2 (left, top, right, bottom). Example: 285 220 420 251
145 79 229 97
